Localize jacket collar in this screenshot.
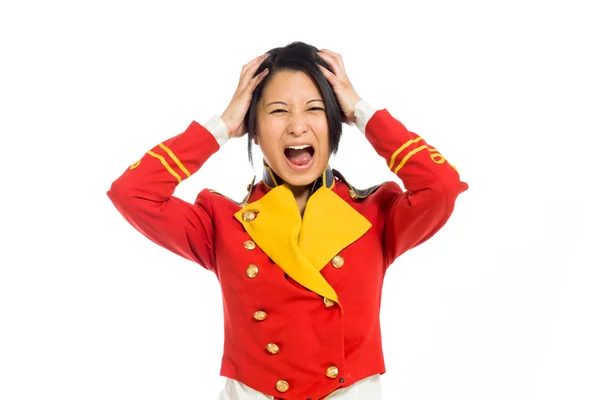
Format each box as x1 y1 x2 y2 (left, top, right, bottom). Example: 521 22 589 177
262 162 335 193
235 173 371 307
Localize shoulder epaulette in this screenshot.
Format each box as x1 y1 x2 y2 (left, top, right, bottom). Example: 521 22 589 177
208 176 256 207
332 169 387 200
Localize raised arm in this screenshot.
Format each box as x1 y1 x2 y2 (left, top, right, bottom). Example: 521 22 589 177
106 119 224 271
358 102 469 264
317 49 468 266
107 53 270 271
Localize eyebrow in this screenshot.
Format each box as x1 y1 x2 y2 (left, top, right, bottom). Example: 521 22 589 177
265 99 324 107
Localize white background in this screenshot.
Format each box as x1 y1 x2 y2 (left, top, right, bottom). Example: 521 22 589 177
1 0 598 399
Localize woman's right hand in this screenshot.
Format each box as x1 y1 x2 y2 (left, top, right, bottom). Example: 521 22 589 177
220 53 270 138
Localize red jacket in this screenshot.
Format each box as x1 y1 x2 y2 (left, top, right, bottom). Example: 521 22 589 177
107 109 468 400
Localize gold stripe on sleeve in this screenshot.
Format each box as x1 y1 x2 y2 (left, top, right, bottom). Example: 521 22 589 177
393 144 429 174
158 143 191 177
147 150 182 183
129 160 141 170
428 148 446 164
388 137 423 169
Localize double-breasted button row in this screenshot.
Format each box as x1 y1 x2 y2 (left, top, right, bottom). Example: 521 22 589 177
331 255 344 268
242 209 258 222
325 365 339 379
253 310 267 321
276 379 289 392
323 297 335 308
243 240 256 250
245 264 259 278
273 366 338 394
266 343 279 354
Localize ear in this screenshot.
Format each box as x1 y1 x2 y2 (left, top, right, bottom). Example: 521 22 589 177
253 132 259 145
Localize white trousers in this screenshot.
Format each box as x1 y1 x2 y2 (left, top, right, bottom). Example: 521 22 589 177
217 374 382 400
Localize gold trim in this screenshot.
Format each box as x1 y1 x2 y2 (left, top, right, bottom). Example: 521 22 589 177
388 137 423 169
264 166 278 188
147 151 182 182
129 160 141 170
158 143 190 177
430 153 446 164
393 144 429 174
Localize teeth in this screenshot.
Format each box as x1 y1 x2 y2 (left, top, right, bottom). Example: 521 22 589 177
287 145 311 150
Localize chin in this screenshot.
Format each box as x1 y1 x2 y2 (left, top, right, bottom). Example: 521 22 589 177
281 171 323 187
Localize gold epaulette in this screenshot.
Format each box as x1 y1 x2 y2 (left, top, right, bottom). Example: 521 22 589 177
208 176 256 207
332 169 387 200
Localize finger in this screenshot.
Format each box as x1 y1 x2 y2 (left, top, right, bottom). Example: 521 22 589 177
242 53 270 76
320 49 346 75
248 68 269 92
317 51 345 78
239 55 269 88
317 63 337 86
319 48 344 66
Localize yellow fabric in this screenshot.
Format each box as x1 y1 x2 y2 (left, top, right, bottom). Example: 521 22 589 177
234 184 372 305
158 143 191 177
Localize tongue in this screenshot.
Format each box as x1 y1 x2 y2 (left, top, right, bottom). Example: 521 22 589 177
286 148 312 165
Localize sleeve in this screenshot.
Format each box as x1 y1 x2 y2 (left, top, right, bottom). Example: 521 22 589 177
106 117 228 272
356 102 469 266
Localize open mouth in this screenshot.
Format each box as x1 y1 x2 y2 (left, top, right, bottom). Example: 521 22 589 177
284 144 315 167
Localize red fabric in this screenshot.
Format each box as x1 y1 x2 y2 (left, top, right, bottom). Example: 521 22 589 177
107 110 468 400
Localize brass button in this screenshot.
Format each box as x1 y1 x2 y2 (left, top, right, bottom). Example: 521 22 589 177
266 343 280 354
242 210 256 222
323 297 335 308
325 365 339 379
275 380 289 393
348 189 359 200
246 264 259 278
331 255 344 268
253 310 267 321
243 240 256 250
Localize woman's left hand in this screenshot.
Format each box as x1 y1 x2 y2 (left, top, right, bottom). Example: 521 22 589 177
317 49 362 125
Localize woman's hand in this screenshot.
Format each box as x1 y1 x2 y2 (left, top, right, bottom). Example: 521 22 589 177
316 49 362 125
220 53 270 138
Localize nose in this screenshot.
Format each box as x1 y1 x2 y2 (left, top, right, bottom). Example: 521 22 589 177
287 112 308 136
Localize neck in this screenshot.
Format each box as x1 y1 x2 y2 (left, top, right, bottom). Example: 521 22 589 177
287 183 311 216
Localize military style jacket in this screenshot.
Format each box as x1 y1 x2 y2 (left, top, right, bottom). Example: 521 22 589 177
107 102 469 400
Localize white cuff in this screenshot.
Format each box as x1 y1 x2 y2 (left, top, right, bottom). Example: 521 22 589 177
203 115 229 146
354 100 378 135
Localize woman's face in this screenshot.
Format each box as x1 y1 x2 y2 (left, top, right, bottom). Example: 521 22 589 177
255 70 330 188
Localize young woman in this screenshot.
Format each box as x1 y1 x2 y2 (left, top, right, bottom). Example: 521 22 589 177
107 41 468 400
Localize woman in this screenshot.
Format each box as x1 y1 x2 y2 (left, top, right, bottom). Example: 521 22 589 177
107 41 468 400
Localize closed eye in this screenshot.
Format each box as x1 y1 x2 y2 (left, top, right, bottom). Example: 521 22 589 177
270 107 325 114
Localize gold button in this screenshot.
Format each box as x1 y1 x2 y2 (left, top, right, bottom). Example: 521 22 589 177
266 343 280 354
275 380 289 393
349 189 359 200
331 255 344 268
242 210 256 222
246 264 258 278
253 310 267 321
325 365 339 379
324 297 335 307
243 240 256 250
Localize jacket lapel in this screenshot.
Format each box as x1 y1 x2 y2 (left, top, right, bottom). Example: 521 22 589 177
234 167 372 304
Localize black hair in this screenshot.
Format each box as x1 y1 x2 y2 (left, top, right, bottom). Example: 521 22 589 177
244 41 344 164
